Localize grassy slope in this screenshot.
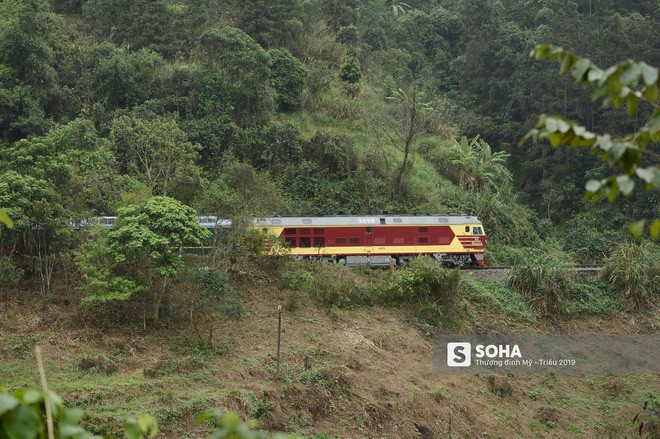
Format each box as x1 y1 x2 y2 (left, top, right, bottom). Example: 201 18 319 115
1 270 658 439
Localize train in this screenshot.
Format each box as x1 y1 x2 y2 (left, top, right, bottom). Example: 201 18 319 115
79 214 486 268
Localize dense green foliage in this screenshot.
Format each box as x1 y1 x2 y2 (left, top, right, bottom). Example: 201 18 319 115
0 385 296 439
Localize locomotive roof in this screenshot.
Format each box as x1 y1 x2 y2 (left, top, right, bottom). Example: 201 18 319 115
253 215 481 227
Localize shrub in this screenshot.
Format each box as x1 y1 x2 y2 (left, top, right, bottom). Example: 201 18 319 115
388 256 464 325
388 256 462 304
566 281 621 315
507 254 575 316
306 263 385 309
0 256 22 287
602 242 659 311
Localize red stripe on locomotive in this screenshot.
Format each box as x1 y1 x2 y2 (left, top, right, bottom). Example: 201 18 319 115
280 225 459 247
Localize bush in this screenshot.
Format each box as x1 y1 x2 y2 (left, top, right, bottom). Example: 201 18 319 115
507 254 575 316
388 256 462 304
602 242 659 311
566 281 622 315
302 263 388 309
0 256 22 287
388 256 464 325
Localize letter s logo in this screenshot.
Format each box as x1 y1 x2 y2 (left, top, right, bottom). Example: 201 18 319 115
447 342 471 367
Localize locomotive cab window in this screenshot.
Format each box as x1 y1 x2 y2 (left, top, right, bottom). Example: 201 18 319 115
473 226 483 235
465 226 470 232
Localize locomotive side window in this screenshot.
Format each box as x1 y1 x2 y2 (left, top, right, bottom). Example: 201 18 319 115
419 227 428 232
314 237 325 247
465 226 470 232
366 227 372 234
285 237 296 247
298 228 311 234
285 228 296 235
299 237 311 248
313 228 324 235
419 237 428 244
349 238 360 244
335 238 346 244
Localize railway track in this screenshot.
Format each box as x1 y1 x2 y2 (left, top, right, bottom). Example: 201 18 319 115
464 265 604 271
463 264 604 280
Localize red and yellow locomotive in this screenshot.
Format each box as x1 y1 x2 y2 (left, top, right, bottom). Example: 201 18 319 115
255 214 486 267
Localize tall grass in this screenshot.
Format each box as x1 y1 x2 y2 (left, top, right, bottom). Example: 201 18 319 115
507 254 574 316
602 242 659 311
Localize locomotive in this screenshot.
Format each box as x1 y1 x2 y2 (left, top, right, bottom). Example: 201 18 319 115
254 214 486 268
81 214 487 268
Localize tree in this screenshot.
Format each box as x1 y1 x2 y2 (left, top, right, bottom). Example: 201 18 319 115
235 0 303 49
268 49 306 112
522 45 659 239
449 135 511 192
338 48 362 98
108 196 211 321
197 27 273 126
111 115 200 197
75 227 146 307
381 87 434 200
0 171 71 294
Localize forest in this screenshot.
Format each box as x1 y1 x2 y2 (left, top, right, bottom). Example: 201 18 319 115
0 0 658 438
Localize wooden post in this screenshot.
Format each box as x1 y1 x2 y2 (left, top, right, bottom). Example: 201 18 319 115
276 305 282 375
35 346 54 439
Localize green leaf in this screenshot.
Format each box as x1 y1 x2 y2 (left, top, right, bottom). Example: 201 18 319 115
572 58 591 82
137 414 159 438
639 62 659 86
650 220 660 241
628 220 646 241
585 179 602 193
0 209 12 229
616 175 635 196
636 167 660 188
647 111 660 138
3 404 41 439
0 394 19 416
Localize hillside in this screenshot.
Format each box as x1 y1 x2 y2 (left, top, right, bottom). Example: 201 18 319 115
0 0 658 438
2 260 658 438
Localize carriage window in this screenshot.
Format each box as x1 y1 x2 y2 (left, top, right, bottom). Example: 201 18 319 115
285 228 296 235
349 238 360 244
285 237 296 247
299 237 311 248
298 228 311 234
314 237 325 247
419 227 428 232
313 228 324 235
335 238 346 244
418 237 428 244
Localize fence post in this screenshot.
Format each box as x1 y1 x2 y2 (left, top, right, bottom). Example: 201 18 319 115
276 305 282 375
